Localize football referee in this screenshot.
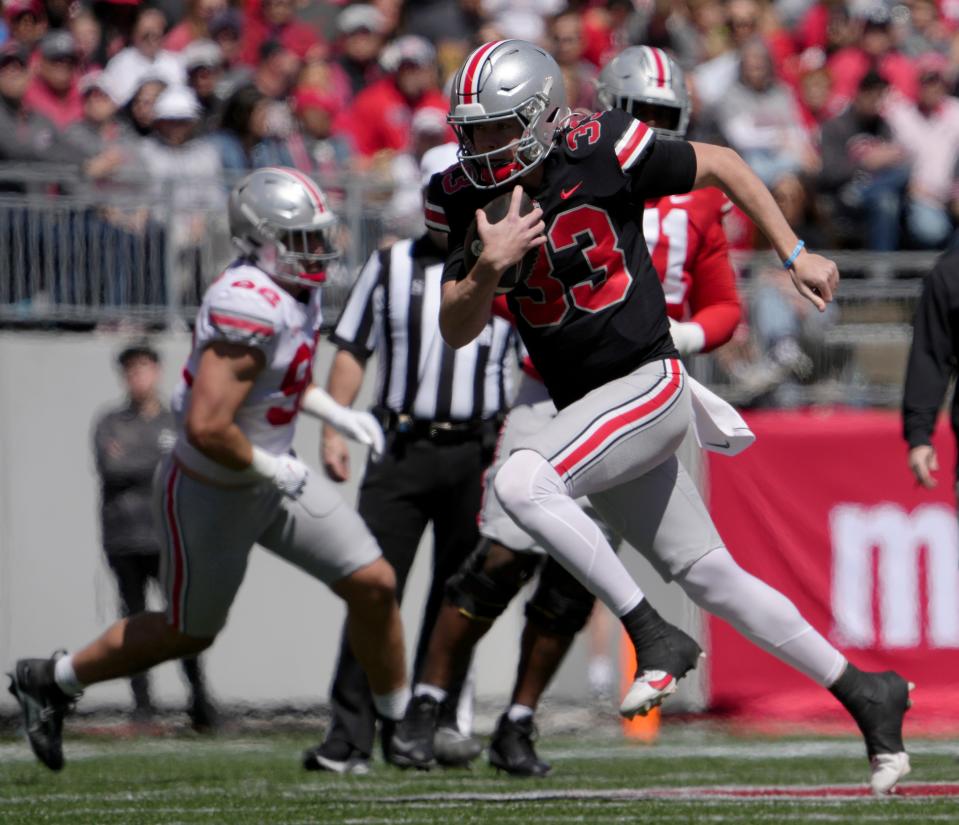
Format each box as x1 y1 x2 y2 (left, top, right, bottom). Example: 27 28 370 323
303 145 518 775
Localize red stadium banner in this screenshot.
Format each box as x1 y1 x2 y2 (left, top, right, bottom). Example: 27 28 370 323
707 409 959 734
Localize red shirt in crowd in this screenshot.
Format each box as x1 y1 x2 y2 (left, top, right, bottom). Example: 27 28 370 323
164 22 199 52
240 16 324 65
23 78 83 130
828 48 919 104
345 77 448 157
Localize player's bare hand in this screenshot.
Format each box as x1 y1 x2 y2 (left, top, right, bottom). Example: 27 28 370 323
788 250 839 312
475 185 545 275
908 444 938 489
323 428 351 483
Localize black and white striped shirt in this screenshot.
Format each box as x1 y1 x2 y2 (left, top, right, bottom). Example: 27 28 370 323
330 236 516 422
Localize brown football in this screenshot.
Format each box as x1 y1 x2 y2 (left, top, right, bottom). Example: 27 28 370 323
463 190 539 294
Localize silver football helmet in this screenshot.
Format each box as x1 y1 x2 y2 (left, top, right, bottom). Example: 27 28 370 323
448 39 570 188
228 166 339 288
597 46 690 139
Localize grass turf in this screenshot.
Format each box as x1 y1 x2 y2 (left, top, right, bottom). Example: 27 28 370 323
1 725 957 824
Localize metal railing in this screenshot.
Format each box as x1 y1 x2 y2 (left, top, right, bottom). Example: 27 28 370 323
0 164 943 408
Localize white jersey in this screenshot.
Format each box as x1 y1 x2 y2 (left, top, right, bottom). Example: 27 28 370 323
172 261 322 483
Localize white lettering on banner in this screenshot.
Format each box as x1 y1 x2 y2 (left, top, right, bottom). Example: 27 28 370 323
830 503 959 649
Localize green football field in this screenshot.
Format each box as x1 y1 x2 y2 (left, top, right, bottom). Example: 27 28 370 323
2 722 958 824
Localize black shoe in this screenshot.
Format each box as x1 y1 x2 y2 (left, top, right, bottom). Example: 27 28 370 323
488 713 551 777
7 656 76 771
620 602 703 718
434 724 483 767
302 739 370 775
188 694 219 734
384 694 438 769
831 666 913 794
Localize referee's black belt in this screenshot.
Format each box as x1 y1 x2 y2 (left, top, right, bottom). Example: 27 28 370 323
372 407 498 446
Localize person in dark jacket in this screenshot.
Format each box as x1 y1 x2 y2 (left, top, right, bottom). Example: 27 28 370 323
93 341 218 730
903 249 959 488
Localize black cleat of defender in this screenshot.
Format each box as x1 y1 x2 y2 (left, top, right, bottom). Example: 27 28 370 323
488 713 551 777
384 694 438 770
7 657 75 771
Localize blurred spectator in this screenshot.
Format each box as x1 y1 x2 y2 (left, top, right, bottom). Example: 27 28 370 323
23 30 83 130
886 54 959 248
715 37 818 187
0 41 82 167
88 0 142 67
480 0 564 44
69 7 103 73
240 0 324 66
141 84 223 301
182 39 223 131
402 0 481 74
120 74 167 137
210 83 294 172
819 70 911 250
287 86 351 179
549 9 597 112
164 0 226 52
252 39 300 101
209 9 250 98
899 0 952 58
581 0 642 68
4 0 47 53
345 35 448 159
102 8 185 106
828 6 919 106
64 70 128 159
335 3 385 99
793 51 839 135
794 0 853 54
694 0 769 109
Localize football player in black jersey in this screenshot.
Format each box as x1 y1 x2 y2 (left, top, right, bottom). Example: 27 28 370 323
401 40 911 795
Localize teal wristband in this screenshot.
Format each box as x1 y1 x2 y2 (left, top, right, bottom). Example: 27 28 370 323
782 240 805 270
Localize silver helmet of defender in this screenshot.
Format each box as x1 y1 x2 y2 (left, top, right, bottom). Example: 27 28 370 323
597 46 690 139
228 166 339 288
449 39 570 188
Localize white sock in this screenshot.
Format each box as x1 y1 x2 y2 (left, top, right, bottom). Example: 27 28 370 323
372 685 411 721
677 547 846 686
507 703 534 723
413 683 447 704
53 653 84 697
494 449 644 616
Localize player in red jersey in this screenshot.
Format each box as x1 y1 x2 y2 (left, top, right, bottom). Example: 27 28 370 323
391 41 911 795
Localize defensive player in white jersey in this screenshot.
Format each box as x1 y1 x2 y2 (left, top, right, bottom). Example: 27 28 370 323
393 47 743 776
7 167 411 772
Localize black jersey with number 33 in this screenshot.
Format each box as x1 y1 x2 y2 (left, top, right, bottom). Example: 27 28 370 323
430 109 699 410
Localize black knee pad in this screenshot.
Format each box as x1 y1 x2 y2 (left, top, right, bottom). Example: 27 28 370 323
525 558 596 637
445 540 540 623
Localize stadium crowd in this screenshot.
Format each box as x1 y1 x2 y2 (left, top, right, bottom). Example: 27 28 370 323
0 0 958 252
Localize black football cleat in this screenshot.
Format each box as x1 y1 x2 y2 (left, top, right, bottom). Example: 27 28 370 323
831 665 913 794
433 724 484 768
7 656 76 771
487 713 551 777
383 694 438 770
620 602 703 719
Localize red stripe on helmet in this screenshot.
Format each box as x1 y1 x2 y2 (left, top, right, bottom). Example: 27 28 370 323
650 47 667 87
282 167 327 214
461 40 502 104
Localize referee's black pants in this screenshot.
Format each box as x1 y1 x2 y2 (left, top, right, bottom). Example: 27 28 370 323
323 436 485 758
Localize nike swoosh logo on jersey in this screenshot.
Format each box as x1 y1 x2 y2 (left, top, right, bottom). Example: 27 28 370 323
560 182 584 199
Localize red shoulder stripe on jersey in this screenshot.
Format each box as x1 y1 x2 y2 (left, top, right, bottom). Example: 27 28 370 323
209 311 276 337
424 207 449 230
615 120 654 172
551 359 683 479
461 41 502 103
164 464 187 632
